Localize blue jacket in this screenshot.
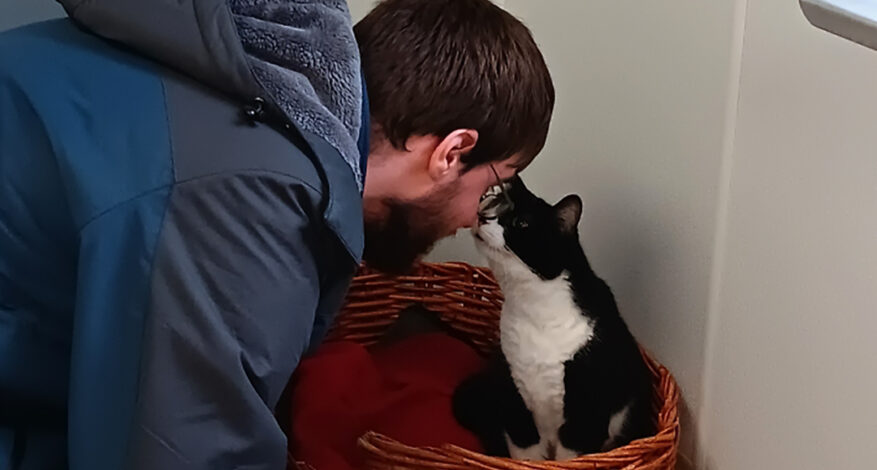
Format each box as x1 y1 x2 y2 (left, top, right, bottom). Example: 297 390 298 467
0 1 368 468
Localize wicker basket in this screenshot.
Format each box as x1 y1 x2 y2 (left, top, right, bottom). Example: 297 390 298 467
323 262 680 470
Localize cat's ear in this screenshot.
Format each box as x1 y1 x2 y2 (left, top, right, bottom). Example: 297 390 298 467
554 195 582 233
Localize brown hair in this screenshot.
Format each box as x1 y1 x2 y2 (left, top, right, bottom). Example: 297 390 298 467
354 0 555 170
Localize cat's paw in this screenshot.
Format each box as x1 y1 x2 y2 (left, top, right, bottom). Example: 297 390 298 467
554 445 580 461
506 435 548 461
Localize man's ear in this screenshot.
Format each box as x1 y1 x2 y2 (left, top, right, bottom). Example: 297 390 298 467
554 195 582 233
428 129 478 182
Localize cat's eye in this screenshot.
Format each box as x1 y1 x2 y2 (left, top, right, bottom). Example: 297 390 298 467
513 217 529 229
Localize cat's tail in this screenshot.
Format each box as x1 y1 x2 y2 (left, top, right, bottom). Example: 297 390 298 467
616 390 657 449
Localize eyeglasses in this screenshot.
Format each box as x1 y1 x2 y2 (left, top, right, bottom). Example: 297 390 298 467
478 165 514 219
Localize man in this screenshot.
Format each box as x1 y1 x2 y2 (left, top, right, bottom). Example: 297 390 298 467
0 0 553 468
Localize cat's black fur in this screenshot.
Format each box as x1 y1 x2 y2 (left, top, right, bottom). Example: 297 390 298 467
453 176 654 459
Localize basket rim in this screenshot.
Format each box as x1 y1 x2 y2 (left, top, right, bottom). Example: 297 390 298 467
331 261 681 468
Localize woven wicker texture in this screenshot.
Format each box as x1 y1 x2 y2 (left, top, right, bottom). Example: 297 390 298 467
324 262 679 470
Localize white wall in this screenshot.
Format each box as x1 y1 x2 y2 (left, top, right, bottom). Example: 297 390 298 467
699 1 877 469
346 0 375 24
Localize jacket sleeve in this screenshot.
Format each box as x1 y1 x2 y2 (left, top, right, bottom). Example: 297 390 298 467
67 172 332 470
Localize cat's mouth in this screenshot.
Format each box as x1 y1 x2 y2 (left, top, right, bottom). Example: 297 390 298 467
472 229 509 256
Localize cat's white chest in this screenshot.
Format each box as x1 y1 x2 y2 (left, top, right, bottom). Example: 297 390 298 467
499 274 594 446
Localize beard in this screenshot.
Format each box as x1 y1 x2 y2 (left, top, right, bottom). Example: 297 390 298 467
363 181 460 274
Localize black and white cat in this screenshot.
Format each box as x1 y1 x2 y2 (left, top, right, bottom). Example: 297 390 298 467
453 176 653 461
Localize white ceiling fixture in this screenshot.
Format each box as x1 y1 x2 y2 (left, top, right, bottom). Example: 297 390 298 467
801 0 877 51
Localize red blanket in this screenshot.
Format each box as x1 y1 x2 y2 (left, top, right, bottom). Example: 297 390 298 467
288 333 485 469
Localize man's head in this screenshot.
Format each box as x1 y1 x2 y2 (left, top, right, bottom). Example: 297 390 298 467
355 0 555 273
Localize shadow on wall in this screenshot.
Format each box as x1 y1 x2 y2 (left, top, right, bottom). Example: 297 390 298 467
676 397 697 470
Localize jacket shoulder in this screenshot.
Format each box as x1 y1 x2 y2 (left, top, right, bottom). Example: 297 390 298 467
161 69 325 196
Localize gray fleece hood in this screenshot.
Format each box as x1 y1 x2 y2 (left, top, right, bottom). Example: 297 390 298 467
58 0 365 188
